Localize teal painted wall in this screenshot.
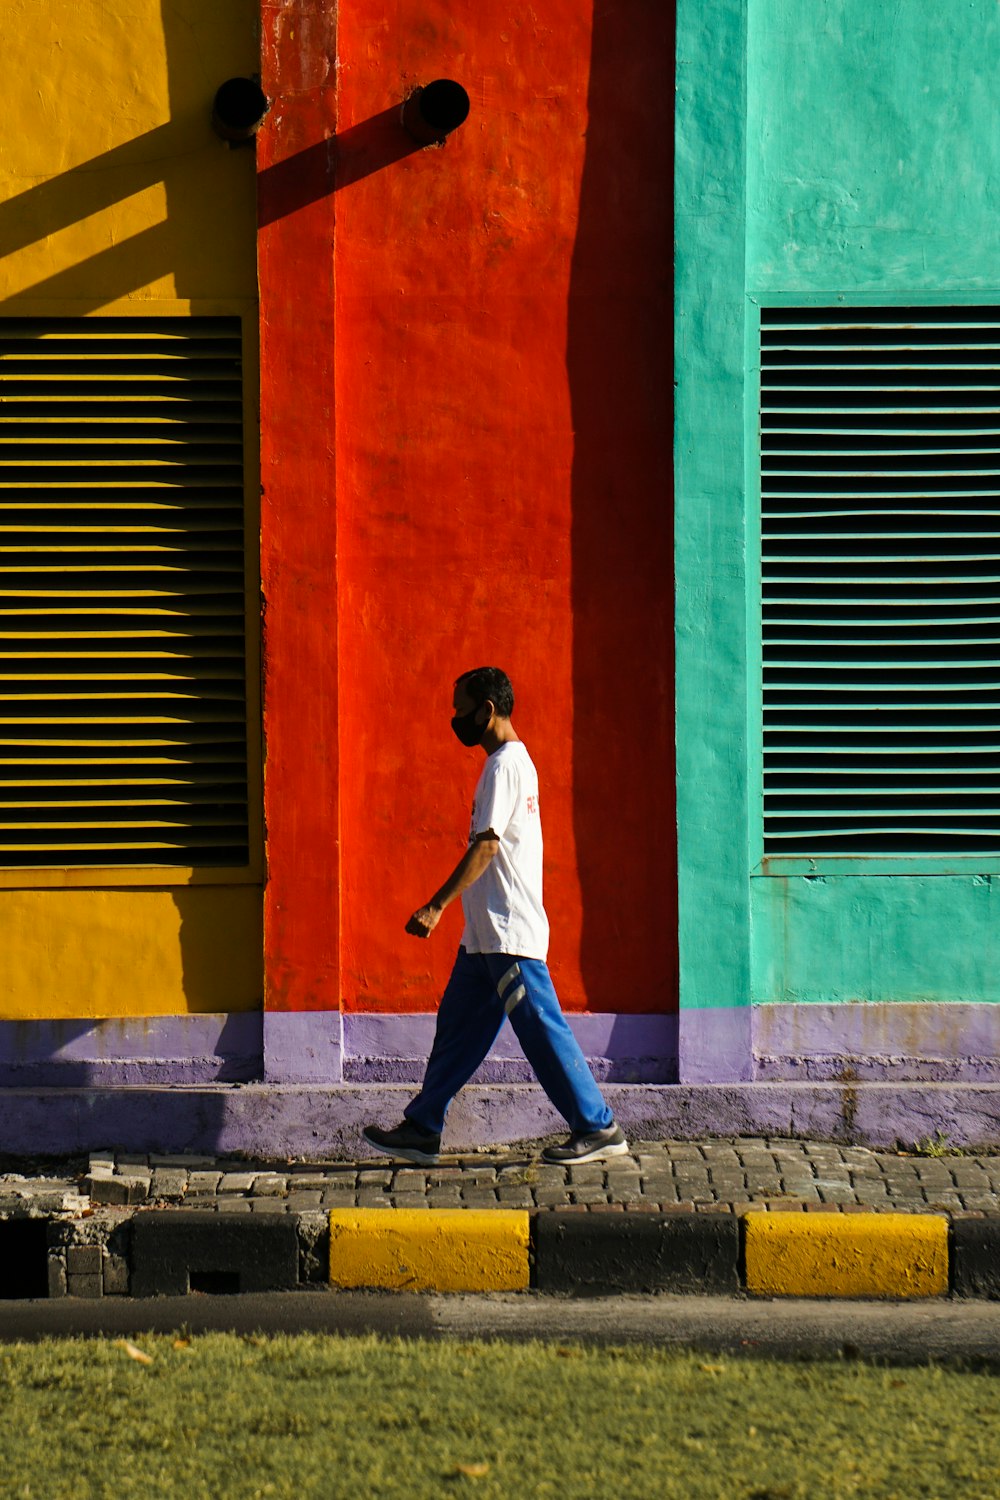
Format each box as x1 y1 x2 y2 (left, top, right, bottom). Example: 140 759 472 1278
747 2 1000 296
675 0 752 1042
748 0 1000 1007
751 875 1000 1006
676 0 1000 1052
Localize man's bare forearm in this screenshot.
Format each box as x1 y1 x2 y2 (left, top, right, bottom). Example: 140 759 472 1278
405 836 499 938
431 838 498 910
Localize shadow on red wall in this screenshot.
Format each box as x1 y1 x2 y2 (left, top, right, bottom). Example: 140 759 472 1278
258 106 426 224
567 0 677 1017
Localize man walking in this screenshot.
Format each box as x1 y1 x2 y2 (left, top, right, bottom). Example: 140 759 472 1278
363 666 628 1166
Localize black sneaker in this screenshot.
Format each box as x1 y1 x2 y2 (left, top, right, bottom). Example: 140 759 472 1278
363 1120 441 1166
540 1123 629 1164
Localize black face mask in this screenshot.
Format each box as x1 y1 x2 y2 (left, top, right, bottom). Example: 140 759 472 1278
451 706 486 747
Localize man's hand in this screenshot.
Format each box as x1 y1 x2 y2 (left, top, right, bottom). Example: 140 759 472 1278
406 903 442 939
405 836 499 940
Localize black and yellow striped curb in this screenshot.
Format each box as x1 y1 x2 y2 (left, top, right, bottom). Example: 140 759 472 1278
325 1208 1000 1299
35 1207 1000 1299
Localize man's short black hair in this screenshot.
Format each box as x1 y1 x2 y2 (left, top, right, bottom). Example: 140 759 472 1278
455 666 514 719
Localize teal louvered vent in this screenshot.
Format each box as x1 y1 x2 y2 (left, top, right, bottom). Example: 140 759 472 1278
760 305 1000 856
0 316 250 867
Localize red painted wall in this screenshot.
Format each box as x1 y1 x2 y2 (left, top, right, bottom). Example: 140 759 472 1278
259 1 340 1014
260 0 675 1018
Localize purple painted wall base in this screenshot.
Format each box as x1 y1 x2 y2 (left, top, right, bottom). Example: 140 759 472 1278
679 1006 753 1083
263 1012 342 1083
342 1013 677 1083
1 1081 999 1156
753 1002 1000 1082
0 1012 677 1086
3 1005 1000 1154
0 1014 263 1086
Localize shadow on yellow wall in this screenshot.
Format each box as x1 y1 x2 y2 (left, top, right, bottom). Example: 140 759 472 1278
0 0 257 309
0 0 261 1039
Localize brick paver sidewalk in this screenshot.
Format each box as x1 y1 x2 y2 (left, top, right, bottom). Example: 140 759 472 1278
3 1138 999 1219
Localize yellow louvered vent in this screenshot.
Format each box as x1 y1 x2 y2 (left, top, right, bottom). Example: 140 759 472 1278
0 316 250 867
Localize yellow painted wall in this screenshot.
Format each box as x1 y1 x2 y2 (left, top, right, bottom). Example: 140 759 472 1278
0 0 262 1018
0 888 262 1019
2 0 259 307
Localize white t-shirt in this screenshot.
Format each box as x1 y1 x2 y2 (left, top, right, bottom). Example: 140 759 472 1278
461 741 550 960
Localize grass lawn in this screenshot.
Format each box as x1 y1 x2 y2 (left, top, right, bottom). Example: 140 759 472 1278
1 1332 999 1499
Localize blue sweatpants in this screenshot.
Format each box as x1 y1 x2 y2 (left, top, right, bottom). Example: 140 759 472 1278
403 948 614 1136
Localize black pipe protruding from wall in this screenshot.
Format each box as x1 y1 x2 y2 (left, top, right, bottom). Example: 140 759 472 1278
212 78 270 144
401 80 471 145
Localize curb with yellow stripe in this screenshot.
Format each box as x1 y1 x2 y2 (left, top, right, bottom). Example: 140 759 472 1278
328 1208 1000 1298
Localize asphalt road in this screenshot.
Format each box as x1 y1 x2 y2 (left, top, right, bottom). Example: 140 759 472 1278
1 1290 1000 1365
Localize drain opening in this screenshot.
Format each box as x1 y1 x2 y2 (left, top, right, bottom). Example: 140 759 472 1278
189 1269 242 1295
0 1220 49 1299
